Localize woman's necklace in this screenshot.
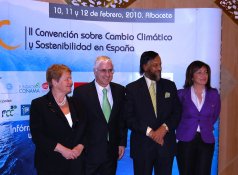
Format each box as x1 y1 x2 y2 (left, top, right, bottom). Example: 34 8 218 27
56 96 66 106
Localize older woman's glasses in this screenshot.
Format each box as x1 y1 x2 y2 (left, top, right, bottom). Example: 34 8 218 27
97 69 114 74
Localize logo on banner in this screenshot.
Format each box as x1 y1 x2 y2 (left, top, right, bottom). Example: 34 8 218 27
19 83 40 93
19 82 49 93
0 99 12 103
0 20 20 50
6 83 13 90
0 83 17 94
2 105 17 117
42 82 49 90
21 104 31 116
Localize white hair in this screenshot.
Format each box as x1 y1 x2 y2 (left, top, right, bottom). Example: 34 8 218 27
93 56 113 70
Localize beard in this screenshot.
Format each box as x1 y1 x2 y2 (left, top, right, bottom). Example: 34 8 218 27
146 70 161 81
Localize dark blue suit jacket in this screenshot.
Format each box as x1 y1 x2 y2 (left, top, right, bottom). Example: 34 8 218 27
73 81 127 164
125 77 181 159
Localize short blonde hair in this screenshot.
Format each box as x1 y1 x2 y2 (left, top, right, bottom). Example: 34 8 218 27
46 64 71 89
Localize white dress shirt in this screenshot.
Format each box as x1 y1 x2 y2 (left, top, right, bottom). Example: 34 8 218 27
65 113 73 128
144 76 169 136
191 86 206 132
144 76 157 93
95 81 113 109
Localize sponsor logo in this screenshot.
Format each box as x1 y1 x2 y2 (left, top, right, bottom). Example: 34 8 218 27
21 104 31 116
2 105 17 117
0 83 17 94
6 83 13 90
18 82 49 93
0 20 20 50
0 99 12 103
19 83 41 93
42 82 49 90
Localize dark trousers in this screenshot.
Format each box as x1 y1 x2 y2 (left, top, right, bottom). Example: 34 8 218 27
132 145 174 175
38 165 84 175
38 170 68 175
85 156 117 175
177 132 215 175
37 156 84 175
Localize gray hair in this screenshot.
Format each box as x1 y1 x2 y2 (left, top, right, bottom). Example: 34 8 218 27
93 56 113 70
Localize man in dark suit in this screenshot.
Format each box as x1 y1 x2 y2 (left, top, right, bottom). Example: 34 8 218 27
73 56 127 175
124 51 181 175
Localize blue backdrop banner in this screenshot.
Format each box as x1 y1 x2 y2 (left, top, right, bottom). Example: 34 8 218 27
0 0 221 174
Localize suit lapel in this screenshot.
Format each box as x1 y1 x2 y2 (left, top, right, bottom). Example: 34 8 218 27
46 91 70 127
200 89 209 114
68 98 79 129
187 87 207 113
88 81 107 123
156 80 162 113
156 79 166 119
109 83 118 123
139 77 157 118
187 88 200 112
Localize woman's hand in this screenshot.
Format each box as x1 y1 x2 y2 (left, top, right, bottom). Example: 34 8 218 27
54 143 77 160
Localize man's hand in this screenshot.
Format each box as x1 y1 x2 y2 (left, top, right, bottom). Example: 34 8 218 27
118 146 125 160
148 125 168 145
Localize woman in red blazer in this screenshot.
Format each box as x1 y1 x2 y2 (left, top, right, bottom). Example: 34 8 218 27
30 64 86 175
176 61 221 175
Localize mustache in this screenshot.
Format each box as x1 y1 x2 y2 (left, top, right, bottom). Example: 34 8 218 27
149 72 161 81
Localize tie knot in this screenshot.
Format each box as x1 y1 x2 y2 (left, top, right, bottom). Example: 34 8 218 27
103 88 107 94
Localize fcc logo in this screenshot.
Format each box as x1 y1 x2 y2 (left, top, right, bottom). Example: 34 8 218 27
2 105 17 117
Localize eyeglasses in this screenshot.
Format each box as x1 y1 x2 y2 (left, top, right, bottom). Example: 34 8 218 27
97 69 114 74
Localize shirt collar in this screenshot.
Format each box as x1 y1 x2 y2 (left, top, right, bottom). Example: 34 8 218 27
95 81 110 93
144 75 156 88
191 86 206 95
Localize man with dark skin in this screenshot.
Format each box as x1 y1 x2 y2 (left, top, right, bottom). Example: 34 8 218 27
124 51 181 175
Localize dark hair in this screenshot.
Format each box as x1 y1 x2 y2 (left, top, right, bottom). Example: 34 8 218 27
184 60 211 89
46 64 71 89
140 51 159 75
